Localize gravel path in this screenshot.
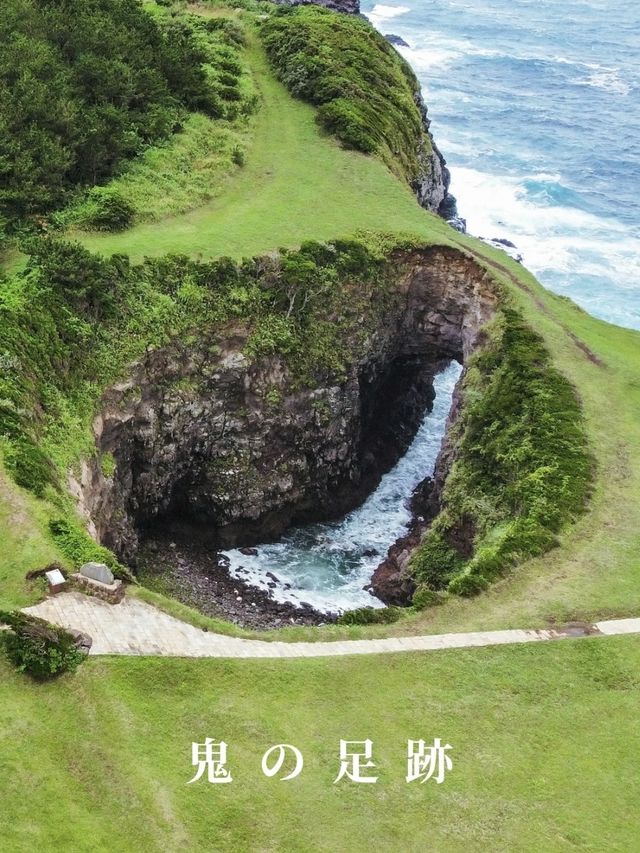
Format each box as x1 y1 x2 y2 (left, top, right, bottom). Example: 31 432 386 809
22 592 640 658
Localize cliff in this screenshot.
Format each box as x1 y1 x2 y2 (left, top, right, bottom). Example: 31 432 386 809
70 247 498 565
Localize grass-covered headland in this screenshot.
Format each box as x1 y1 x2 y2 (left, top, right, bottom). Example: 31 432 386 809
261 4 434 186
1 0 640 849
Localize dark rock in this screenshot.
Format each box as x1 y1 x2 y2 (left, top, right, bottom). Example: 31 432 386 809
480 236 524 263
447 217 467 234
72 248 499 615
239 547 258 556
135 534 334 630
362 548 379 558
411 91 453 215
266 571 280 583
69 629 93 655
385 33 410 48
438 193 459 220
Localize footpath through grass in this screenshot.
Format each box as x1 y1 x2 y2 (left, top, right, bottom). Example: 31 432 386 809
73 36 438 263
1 635 639 851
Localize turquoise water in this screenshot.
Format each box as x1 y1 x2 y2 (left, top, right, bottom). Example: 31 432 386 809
223 363 461 612
364 0 640 329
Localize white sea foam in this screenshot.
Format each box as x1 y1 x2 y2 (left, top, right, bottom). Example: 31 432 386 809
569 66 632 96
449 165 640 321
222 363 462 613
366 4 411 28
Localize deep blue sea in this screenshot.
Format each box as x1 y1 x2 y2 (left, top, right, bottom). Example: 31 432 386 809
364 0 640 329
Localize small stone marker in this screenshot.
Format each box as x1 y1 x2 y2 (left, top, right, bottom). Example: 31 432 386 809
79 561 114 586
45 568 66 594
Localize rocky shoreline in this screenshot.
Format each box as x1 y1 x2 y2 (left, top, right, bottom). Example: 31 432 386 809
137 533 336 630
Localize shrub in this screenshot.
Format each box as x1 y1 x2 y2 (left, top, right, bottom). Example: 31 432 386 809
231 145 246 167
83 188 135 232
0 611 86 679
261 6 428 184
338 606 402 626
3 439 55 497
48 518 134 582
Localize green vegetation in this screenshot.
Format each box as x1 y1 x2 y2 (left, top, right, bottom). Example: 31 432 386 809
261 4 431 187
0 0 216 226
70 35 440 262
411 307 592 599
337 606 402 625
0 229 592 607
1 637 640 849
56 12 258 230
0 611 85 678
0 0 637 640
0 4 638 846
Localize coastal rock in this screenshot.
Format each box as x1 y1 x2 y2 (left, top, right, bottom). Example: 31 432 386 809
385 34 410 48
412 90 458 217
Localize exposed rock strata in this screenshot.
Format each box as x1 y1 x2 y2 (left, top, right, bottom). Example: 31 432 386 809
71 249 499 584
412 90 459 221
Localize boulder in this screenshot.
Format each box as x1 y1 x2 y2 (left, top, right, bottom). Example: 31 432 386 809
79 561 114 586
385 34 410 48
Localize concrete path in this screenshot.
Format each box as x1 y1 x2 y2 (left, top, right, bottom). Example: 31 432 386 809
22 592 640 658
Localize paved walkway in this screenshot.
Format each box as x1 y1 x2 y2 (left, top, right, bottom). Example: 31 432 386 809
22 592 640 658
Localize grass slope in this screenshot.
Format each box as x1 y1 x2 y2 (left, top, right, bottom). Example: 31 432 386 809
1 636 639 851
72 36 438 262
0 3 638 639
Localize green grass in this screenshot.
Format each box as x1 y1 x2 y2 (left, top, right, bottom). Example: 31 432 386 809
59 111 253 228
1 635 639 851
0 0 638 646
0 464 67 610
71 37 438 262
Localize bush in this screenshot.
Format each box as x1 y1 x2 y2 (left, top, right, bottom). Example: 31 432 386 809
0 0 215 224
410 308 592 599
83 188 135 232
0 611 86 679
48 518 134 582
338 606 402 626
3 439 55 497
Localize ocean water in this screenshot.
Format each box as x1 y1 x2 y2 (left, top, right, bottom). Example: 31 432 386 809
224 4 639 611
364 0 640 329
223 363 461 612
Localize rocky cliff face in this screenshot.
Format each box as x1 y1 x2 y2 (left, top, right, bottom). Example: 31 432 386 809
71 248 498 572
412 91 459 220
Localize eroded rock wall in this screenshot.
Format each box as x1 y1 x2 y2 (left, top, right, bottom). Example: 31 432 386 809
71 248 498 565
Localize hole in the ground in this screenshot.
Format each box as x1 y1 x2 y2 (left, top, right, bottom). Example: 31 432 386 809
135 361 462 623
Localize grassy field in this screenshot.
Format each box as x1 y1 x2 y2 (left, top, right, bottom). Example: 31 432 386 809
1 635 639 851
0 6 638 641
1 4 639 848
71 36 438 262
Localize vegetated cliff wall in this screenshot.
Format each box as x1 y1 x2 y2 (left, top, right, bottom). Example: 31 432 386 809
70 248 498 564
273 0 360 12
262 3 458 221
